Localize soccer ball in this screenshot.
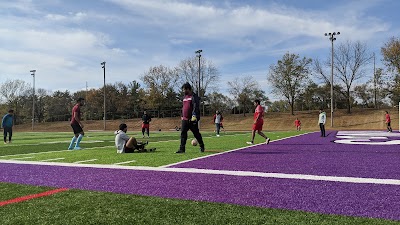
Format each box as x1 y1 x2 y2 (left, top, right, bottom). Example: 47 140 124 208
191 139 198 146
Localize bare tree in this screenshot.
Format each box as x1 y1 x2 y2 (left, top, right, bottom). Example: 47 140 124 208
0 79 30 105
268 52 312 115
314 41 372 113
228 76 267 116
334 41 372 113
177 56 219 98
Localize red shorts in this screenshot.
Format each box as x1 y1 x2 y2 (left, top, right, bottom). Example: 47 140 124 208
142 123 150 129
252 121 264 131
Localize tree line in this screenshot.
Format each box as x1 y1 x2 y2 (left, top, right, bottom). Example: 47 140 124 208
1 37 400 124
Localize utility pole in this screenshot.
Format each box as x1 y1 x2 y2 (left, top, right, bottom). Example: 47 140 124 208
101 61 106 130
30 70 36 131
373 52 377 108
324 32 340 127
195 49 202 129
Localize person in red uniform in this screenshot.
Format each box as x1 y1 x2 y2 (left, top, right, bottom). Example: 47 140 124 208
246 99 270 145
385 111 393 132
176 82 205 153
68 97 85 150
295 118 301 131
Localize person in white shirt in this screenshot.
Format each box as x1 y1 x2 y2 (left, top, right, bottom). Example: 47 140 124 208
318 109 326 137
213 110 223 137
115 123 151 153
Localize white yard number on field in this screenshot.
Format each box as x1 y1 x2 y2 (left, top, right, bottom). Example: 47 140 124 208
335 131 400 145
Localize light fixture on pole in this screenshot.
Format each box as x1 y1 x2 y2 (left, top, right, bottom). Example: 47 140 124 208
195 49 202 129
101 61 106 130
30 70 36 131
324 31 340 127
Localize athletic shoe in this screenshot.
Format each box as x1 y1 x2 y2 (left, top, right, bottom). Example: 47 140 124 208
216 134 220 137
200 147 205 152
74 147 82 150
175 150 185 154
68 147 73 150
246 141 254 145
4 142 7 144
266 138 270 144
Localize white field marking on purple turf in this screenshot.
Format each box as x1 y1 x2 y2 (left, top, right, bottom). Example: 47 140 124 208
1 131 400 220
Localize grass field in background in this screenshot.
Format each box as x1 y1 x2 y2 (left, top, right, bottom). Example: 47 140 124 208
0 182 397 225
0 130 304 167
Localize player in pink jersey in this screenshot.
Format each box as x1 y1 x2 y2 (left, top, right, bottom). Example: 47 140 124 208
385 111 392 132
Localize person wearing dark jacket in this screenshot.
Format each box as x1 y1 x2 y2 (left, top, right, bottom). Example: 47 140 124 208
141 111 151 138
2 109 14 144
176 82 205 153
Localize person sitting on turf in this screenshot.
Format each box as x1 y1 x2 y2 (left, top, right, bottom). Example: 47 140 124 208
114 123 153 153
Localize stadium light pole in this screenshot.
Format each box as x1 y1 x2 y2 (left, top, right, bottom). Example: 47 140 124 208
325 32 340 127
195 49 202 129
101 61 106 131
30 70 36 131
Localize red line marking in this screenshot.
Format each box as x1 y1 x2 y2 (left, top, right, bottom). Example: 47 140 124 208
0 188 69 207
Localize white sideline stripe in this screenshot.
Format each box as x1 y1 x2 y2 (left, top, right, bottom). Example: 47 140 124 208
73 159 98 164
160 131 316 168
40 158 65 162
0 159 399 186
114 160 137 165
8 156 35 160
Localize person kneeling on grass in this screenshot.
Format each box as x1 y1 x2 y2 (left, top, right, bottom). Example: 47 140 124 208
115 123 155 153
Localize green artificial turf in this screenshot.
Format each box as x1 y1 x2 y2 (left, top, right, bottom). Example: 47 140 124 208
0 183 397 225
0 131 306 167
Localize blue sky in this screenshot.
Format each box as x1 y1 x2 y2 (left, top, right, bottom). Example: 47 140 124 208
0 0 399 99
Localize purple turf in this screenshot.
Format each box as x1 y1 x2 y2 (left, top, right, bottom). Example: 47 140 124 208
0 131 399 221
172 131 400 179
0 163 400 220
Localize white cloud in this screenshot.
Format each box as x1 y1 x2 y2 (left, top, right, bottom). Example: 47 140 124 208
0 0 396 95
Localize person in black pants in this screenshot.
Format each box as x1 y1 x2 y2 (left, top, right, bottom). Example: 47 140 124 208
318 109 326 137
2 109 14 144
141 111 151 138
176 82 205 153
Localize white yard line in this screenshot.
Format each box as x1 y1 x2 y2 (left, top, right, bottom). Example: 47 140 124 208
114 160 137 165
0 150 70 158
0 140 105 148
160 132 315 168
8 156 35 160
73 159 98 164
40 158 65 162
0 159 399 186
0 133 249 158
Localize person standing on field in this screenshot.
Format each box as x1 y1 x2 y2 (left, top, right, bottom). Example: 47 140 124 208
318 109 326 137
141 110 151 138
176 82 205 153
68 97 85 150
1 109 14 144
213 110 223 137
246 99 270 145
295 118 301 131
385 111 393 132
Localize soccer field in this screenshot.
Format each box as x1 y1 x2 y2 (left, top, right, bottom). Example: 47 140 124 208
0 130 399 224
0 130 295 166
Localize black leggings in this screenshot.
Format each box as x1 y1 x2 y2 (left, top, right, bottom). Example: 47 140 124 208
319 123 325 137
3 126 12 142
180 120 204 151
